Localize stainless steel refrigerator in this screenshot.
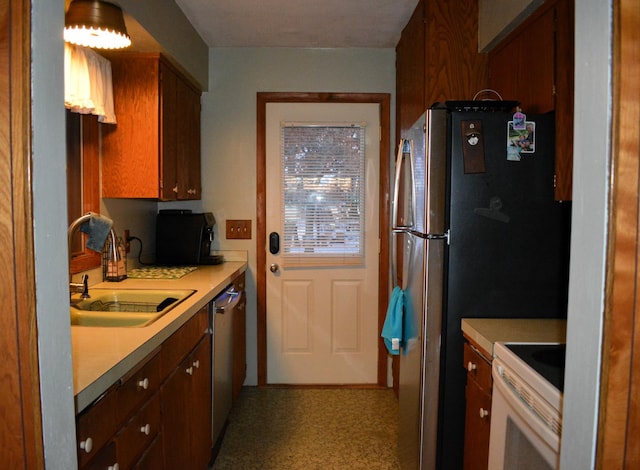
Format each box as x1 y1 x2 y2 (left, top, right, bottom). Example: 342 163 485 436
393 103 571 470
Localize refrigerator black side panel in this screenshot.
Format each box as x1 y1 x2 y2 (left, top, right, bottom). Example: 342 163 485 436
437 112 571 469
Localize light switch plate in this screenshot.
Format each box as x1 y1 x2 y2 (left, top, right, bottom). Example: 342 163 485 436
226 220 252 239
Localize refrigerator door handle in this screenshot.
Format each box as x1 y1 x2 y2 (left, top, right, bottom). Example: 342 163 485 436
409 229 450 244
392 139 417 231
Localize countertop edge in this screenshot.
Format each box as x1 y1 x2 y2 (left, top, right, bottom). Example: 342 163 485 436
73 262 247 413
461 318 567 359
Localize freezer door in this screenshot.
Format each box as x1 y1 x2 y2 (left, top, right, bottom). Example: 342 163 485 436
422 108 448 237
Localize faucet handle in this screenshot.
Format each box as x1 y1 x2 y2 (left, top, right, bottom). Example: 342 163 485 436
81 274 90 299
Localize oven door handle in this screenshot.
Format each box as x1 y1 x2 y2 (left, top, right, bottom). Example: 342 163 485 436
492 361 561 453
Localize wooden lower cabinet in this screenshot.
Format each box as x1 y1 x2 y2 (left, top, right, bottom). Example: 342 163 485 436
133 434 163 469
76 305 213 469
463 341 493 470
161 336 212 469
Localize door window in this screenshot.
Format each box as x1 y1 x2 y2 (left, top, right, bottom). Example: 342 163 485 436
280 122 366 267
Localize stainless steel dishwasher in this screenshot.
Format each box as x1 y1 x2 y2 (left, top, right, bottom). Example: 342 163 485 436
211 281 242 445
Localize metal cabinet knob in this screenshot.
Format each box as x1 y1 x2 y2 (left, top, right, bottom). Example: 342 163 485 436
140 424 151 435
467 361 477 372
270 264 279 273
479 408 489 419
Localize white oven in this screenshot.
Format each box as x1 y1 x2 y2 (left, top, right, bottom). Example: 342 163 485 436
488 342 565 469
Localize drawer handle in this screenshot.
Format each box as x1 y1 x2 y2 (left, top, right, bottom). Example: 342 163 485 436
107 464 120 470
137 378 149 390
479 408 489 419
467 361 477 372
79 437 93 453
192 360 200 369
186 366 193 376
140 424 151 435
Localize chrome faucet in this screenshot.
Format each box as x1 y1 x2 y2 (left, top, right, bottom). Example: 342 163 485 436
68 213 94 299
68 212 113 299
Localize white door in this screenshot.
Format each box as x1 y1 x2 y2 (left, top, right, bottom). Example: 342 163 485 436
265 102 380 384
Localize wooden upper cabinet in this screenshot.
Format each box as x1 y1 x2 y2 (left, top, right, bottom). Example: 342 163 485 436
424 0 488 107
396 0 489 140
396 0 425 139
488 8 555 113
102 53 202 200
488 0 574 200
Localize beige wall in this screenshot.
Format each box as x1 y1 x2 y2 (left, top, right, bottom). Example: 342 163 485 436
201 47 396 385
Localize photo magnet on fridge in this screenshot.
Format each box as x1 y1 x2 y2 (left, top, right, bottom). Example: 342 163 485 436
507 121 536 160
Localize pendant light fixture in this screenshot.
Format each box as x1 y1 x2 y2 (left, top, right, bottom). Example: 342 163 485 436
64 0 131 50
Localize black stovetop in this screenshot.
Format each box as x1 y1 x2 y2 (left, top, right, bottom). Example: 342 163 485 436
506 343 566 392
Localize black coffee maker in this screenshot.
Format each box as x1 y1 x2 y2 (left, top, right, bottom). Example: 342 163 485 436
155 210 220 265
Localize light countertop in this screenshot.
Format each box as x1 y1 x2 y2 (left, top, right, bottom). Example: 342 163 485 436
461 318 567 360
72 261 246 413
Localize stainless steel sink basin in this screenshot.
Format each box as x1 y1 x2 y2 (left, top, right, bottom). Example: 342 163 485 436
70 288 195 327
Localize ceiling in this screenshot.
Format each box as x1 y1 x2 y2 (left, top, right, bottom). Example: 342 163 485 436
173 0 419 48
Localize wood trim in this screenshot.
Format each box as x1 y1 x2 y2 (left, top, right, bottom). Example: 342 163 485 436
69 114 101 274
256 92 391 387
1 0 44 467
597 0 640 467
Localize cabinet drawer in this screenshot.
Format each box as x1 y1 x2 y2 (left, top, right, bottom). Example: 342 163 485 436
133 434 163 470
76 386 118 468
117 350 161 425
464 342 492 392
115 392 161 469
80 441 117 470
161 306 209 377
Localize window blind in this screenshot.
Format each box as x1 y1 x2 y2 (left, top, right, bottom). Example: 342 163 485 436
280 122 366 267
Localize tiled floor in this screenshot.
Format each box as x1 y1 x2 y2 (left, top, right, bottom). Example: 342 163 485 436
211 387 401 469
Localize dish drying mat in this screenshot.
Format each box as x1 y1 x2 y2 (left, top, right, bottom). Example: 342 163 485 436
127 266 198 279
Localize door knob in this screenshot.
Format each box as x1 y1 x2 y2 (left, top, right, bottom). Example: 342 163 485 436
270 264 279 273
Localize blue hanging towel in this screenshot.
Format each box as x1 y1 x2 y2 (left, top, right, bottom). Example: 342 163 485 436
381 286 404 355
79 212 113 252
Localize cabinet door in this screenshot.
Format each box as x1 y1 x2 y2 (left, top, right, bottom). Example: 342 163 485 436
463 342 492 470
463 379 492 470
190 336 213 468
177 76 201 200
102 57 161 199
161 336 212 469
161 353 193 469
160 61 179 200
488 0 574 200
488 6 555 113
395 0 425 139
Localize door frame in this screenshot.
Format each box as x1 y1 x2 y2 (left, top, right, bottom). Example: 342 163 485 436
2 0 44 466
256 92 391 386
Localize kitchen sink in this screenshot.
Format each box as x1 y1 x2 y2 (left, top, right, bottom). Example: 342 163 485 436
70 288 196 327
